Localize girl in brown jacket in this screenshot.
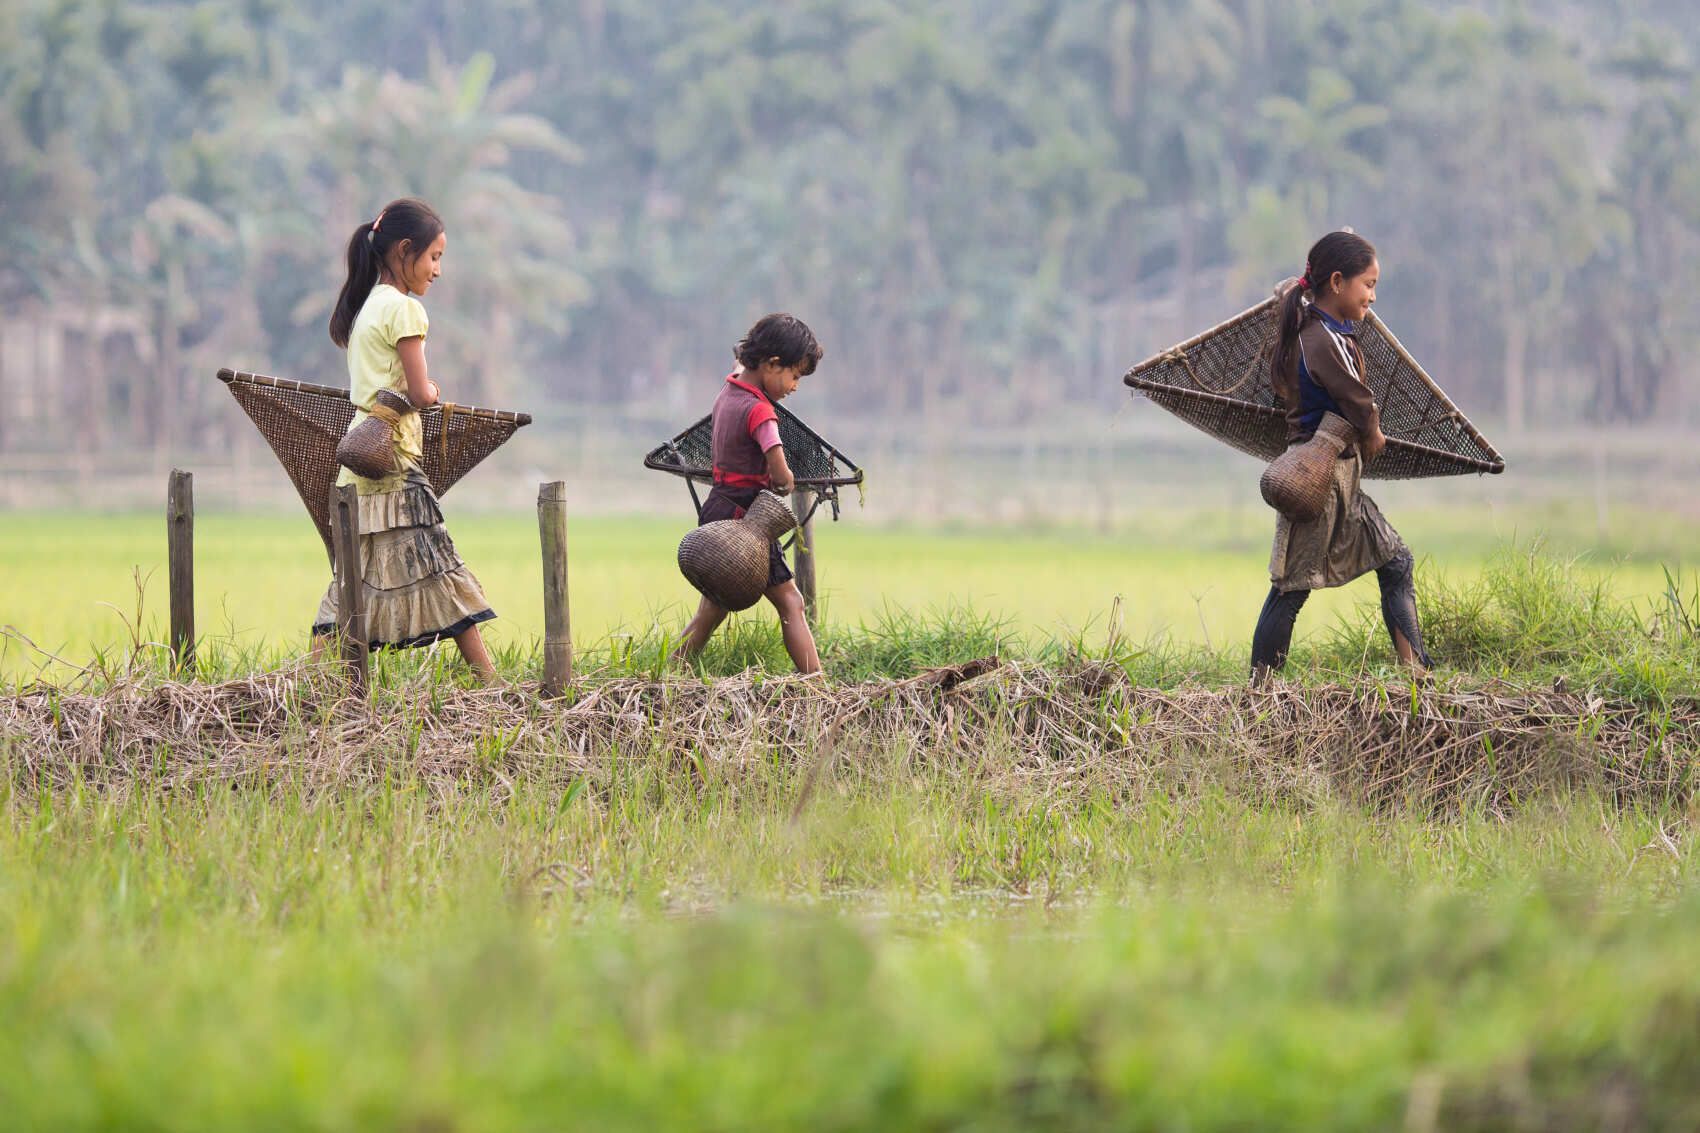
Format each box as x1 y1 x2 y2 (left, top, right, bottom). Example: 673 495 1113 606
1251 231 1432 683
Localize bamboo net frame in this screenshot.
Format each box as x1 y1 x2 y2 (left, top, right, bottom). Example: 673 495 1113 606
644 402 865 523
218 368 532 555
1124 298 1505 479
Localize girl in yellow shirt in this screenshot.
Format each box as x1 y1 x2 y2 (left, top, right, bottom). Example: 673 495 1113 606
309 197 498 682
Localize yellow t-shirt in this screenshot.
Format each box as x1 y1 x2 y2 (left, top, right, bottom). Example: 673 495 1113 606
337 283 428 493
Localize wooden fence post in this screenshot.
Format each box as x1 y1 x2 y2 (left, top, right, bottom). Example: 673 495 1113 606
538 481 573 697
167 469 194 675
791 488 817 621
329 483 369 697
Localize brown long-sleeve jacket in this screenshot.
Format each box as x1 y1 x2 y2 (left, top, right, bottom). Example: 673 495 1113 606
1277 306 1381 447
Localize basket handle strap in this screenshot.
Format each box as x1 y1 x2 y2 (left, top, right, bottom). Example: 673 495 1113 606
365 400 406 429
439 402 457 463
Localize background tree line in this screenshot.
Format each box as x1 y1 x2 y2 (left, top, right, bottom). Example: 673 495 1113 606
2 0 1698 464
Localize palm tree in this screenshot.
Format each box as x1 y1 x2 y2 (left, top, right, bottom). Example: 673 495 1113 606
268 50 587 406
1257 68 1390 232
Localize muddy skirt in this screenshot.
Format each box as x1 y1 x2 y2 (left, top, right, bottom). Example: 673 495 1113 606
1268 449 1407 592
311 472 495 649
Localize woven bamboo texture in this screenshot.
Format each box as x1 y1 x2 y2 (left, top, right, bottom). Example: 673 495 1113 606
1260 411 1353 522
1123 297 1504 479
334 389 411 480
643 404 864 490
677 491 798 611
218 368 532 555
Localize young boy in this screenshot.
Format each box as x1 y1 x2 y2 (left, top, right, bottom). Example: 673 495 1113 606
673 313 824 674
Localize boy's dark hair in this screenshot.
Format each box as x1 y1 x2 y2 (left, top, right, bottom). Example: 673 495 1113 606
735 313 823 376
329 197 445 348
1271 230 1376 404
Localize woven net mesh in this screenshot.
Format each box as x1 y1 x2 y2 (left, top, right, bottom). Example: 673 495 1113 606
643 404 863 488
219 369 531 555
1124 298 1503 480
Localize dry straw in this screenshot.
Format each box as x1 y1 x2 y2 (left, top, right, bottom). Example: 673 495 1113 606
4 658 1691 814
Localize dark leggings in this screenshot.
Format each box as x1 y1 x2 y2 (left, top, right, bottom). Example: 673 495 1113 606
1250 549 1432 674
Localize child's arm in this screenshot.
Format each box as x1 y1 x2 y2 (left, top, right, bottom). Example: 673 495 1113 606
756 418 794 493
764 446 795 494
750 411 793 492
397 337 440 407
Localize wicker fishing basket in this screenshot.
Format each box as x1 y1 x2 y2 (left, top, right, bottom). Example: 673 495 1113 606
335 389 413 479
677 491 799 611
1260 412 1355 522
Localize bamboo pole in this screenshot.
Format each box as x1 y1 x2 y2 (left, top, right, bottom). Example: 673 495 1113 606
538 481 572 697
167 469 194 675
217 368 532 425
791 488 817 621
330 483 368 697
1130 381 1505 476
1123 296 1278 380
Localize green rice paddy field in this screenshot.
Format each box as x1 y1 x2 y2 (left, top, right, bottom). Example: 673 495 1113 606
2 497 1693 679
5 501 1700 1129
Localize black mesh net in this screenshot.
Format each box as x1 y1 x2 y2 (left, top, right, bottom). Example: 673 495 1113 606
1125 298 1504 480
644 404 863 488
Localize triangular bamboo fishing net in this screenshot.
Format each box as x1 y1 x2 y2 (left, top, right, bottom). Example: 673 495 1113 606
644 403 864 490
218 368 532 555
1124 297 1504 479
644 403 865 530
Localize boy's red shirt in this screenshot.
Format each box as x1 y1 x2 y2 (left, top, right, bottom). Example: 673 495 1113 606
710 375 779 489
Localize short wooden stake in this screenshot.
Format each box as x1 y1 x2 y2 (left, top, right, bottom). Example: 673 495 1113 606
791 488 817 621
329 483 369 697
167 469 195 675
538 481 573 697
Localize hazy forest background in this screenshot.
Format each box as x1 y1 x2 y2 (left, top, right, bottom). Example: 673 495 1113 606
3 0 1699 519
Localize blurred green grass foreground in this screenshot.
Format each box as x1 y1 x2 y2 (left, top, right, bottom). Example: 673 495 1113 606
6 764 1700 1129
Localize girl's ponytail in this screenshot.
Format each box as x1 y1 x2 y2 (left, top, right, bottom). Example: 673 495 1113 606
329 221 381 347
328 197 445 348
1269 275 1308 406
1269 230 1376 404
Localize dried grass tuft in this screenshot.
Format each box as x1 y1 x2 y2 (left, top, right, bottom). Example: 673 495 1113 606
4 658 1695 813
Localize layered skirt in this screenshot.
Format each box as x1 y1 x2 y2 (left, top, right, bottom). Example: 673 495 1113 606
311 472 495 649
1268 450 1407 592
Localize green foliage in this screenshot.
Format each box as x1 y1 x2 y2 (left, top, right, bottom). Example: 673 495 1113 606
1303 542 1700 701
5 0 1700 445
